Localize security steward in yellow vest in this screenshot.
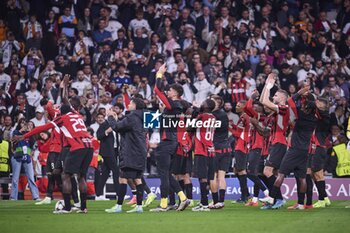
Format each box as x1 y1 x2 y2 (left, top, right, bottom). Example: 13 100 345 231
0 129 12 200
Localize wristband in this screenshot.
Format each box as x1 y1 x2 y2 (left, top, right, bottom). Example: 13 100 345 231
156 73 163 79
266 82 273 89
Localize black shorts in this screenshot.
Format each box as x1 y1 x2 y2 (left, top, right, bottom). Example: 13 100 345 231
64 148 93 176
279 147 309 178
258 155 266 175
193 155 216 180
265 143 287 169
310 147 327 172
234 150 247 171
46 152 60 174
171 154 192 175
56 146 70 170
120 167 143 179
215 150 231 172
247 149 262 175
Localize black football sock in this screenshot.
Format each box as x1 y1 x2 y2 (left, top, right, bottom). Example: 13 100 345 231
63 193 71 211
267 175 276 192
248 174 267 193
179 180 185 191
169 187 176 206
253 183 260 197
185 183 193 199
219 189 226 202
55 174 63 193
321 181 328 198
80 192 87 210
132 189 137 197
200 181 208 206
297 192 305 205
259 175 269 188
212 192 219 204
136 184 144 206
238 174 248 200
71 177 79 204
306 174 313 205
141 177 151 194
117 184 127 205
270 185 280 199
47 174 54 199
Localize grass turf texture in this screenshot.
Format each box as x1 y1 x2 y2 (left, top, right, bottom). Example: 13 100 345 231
1 200 350 233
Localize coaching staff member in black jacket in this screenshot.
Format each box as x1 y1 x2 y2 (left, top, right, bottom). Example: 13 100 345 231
96 114 119 200
105 97 147 213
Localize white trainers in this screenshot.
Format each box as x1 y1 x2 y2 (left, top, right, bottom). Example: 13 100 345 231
105 204 122 213
35 197 51 205
53 209 72 214
71 203 81 211
259 196 274 205
192 204 210 212
95 196 109 201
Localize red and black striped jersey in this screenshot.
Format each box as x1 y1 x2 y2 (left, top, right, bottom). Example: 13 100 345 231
52 113 92 151
194 113 215 157
231 80 247 104
270 105 289 146
234 113 251 154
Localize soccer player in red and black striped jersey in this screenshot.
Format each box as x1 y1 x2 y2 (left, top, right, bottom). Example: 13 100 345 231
34 99 63 205
233 99 251 203
13 104 93 214
150 64 190 212
267 81 318 210
191 99 216 212
170 100 194 208
259 73 290 209
243 92 270 206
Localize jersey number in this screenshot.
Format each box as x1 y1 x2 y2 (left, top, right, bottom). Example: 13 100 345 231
204 128 214 141
70 118 87 132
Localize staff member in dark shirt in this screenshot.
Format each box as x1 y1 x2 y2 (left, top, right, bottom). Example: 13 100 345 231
96 113 119 200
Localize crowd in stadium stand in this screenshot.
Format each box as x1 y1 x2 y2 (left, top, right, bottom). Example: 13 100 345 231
0 0 350 200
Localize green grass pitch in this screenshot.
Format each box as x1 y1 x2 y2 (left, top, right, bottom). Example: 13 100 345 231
1 200 350 233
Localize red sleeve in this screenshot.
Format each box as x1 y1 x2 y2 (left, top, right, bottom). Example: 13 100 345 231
154 85 172 110
46 100 60 120
244 99 258 118
123 92 130 110
23 122 55 139
37 139 51 153
287 98 298 119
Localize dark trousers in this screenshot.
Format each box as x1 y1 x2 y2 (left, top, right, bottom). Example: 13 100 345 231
155 140 182 198
96 156 119 196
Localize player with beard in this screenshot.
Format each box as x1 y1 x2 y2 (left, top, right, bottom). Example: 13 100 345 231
262 78 318 210
191 99 217 212
208 95 231 209
259 74 290 209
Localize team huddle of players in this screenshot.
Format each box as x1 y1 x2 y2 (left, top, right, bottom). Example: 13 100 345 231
12 64 331 213
144 64 331 212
